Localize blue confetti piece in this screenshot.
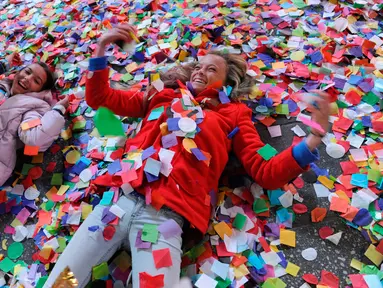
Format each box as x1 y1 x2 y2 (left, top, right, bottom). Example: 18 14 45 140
228 127 240 139
190 148 207 161
88 225 100 232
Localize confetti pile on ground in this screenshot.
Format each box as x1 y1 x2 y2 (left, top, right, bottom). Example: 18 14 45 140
1 0 383 287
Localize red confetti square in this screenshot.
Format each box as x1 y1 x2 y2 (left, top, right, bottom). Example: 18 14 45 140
152 248 173 269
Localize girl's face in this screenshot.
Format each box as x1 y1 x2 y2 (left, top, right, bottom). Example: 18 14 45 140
11 64 47 95
190 54 227 94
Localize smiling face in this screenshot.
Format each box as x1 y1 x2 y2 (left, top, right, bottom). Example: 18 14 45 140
190 54 227 94
11 63 47 95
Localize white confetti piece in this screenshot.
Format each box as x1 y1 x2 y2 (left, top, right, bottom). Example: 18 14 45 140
268 125 282 138
178 117 197 133
301 248 318 261
109 204 126 219
326 232 342 245
291 125 306 137
313 183 330 198
12 226 29 242
24 187 40 200
326 143 345 159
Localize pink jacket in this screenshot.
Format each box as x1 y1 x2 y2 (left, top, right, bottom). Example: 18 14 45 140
0 80 65 186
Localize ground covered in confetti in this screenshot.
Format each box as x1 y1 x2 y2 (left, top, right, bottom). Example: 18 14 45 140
1 0 383 287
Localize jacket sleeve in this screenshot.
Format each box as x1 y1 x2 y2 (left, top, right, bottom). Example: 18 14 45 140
0 59 9 75
18 109 65 151
85 57 145 118
232 104 308 190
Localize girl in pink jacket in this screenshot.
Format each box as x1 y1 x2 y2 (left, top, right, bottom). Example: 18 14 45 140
0 61 69 186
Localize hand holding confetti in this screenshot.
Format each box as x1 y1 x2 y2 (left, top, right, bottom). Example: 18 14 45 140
96 24 138 57
5 51 22 67
56 95 70 109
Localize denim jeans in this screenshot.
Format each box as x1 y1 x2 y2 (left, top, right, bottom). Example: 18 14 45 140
45 194 184 288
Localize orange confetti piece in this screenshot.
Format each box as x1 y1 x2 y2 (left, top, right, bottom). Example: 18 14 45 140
311 207 327 222
24 145 39 156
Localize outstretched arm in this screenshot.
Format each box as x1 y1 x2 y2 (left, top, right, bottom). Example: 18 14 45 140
85 24 146 118
232 95 329 190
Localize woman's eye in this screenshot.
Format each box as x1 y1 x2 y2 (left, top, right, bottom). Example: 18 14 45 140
209 68 216 72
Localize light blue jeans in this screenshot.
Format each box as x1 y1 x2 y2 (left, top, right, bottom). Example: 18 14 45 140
45 194 184 288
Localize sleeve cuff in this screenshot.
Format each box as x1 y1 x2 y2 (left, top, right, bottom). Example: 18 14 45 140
292 140 320 168
89 56 108 71
52 104 66 115
0 60 9 74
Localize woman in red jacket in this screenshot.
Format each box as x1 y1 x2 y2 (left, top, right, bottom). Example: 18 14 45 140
47 25 329 288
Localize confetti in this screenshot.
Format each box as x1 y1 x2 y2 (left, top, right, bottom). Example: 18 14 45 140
0 0 382 287
301 248 318 261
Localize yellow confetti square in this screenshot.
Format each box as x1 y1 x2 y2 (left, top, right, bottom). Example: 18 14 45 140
318 175 334 189
253 60 266 69
57 185 70 196
364 244 383 266
280 229 296 247
214 221 233 239
234 264 249 279
286 262 300 277
350 258 363 271
272 62 286 70
81 204 92 220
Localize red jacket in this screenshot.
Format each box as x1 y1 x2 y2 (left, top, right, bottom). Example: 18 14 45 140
86 68 306 233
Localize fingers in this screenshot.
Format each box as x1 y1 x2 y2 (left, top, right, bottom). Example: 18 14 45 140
117 24 137 35
115 28 132 42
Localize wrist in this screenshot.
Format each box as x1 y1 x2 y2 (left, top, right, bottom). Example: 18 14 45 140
305 133 322 151
52 104 66 116
95 42 106 57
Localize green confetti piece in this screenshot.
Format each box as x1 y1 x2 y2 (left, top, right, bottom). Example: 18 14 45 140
21 164 34 175
15 260 28 267
73 120 86 130
92 262 109 280
372 222 383 235
292 27 304 37
8 242 24 260
253 198 269 214
233 213 247 230
368 169 382 183
141 224 159 243
56 237 67 254
262 278 287 288
215 277 232 288
36 276 48 288
51 173 63 186
275 104 289 115
363 91 380 106
94 107 125 136
147 106 165 121
257 144 278 161
121 73 133 82
0 257 16 273
353 121 364 131
336 100 349 108
45 200 55 211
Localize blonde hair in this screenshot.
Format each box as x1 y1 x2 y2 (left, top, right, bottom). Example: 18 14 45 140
160 51 254 100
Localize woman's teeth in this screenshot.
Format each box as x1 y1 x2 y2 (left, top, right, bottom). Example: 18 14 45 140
18 81 27 89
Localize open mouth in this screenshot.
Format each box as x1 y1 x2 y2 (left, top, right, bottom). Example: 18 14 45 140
193 78 206 84
18 81 27 90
